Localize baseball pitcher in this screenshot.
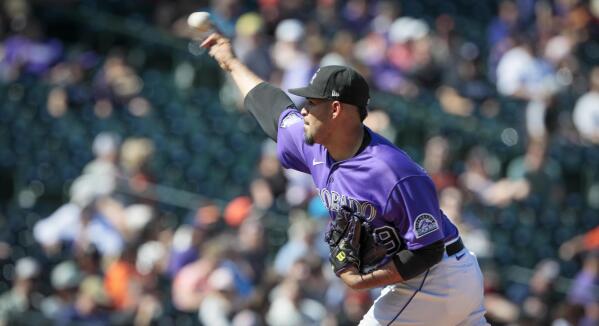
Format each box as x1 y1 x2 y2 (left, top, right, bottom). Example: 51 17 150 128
201 32 488 325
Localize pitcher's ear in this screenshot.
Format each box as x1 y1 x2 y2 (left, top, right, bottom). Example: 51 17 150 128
330 100 342 118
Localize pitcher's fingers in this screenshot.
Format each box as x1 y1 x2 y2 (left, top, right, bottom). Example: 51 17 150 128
208 45 220 58
200 33 220 48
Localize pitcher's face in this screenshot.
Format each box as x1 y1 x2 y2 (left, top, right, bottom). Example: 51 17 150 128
301 99 334 145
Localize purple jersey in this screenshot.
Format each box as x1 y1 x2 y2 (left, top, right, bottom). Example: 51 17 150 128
277 108 459 251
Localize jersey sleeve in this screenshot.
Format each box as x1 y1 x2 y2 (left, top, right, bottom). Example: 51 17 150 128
244 82 297 141
383 175 445 250
276 109 311 173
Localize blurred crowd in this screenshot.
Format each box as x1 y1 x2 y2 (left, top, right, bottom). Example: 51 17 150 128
0 0 598 325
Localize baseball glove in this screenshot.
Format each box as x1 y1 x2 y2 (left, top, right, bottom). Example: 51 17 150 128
325 206 362 275
359 221 392 274
325 206 390 275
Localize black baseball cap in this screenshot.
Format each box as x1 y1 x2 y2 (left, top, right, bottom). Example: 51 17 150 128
288 65 370 113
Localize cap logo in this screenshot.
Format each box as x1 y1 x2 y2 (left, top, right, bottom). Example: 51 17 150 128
310 68 321 85
331 90 340 97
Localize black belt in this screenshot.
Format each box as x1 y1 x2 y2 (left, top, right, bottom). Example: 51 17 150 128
445 238 464 256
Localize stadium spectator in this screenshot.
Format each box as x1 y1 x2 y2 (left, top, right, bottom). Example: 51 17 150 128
423 135 457 191
573 67 599 144
556 226 599 325
266 278 327 326
198 267 238 325
519 259 562 325
104 244 142 311
440 187 493 260
54 276 112 325
566 251 599 326
171 236 228 312
273 217 320 276
233 12 273 81
0 257 48 325
496 34 559 140
40 260 83 321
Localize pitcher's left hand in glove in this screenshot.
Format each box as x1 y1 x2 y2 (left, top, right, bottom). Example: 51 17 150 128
326 206 392 276
326 207 362 275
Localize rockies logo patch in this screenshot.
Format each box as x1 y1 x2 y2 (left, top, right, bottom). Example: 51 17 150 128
280 113 302 128
413 213 439 238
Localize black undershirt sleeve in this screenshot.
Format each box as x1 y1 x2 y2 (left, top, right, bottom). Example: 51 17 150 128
244 82 298 141
392 240 445 280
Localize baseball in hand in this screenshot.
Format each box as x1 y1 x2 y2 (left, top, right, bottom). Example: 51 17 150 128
187 12 213 33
